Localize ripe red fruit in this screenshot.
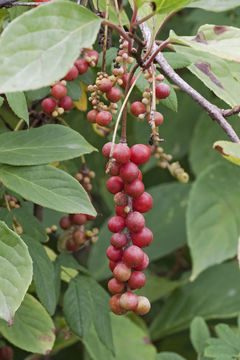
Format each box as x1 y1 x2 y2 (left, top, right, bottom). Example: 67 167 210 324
108 278 125 294
138 170 143 180
135 296 151 315
98 78 113 93
87 214 96 221
114 192 128 206
128 271 146 290
126 211 145 233
109 260 117 272
51 83 67 100
58 96 73 111
148 111 164 126
110 233 127 248
59 216 71 230
130 144 151 165
102 142 113 158
120 161 139 183
121 73 136 89
130 101 145 117
106 87 122 103
108 216 125 233
113 143 131 164
0 346 14 360
120 291 138 311
41 98 56 115
131 227 153 248
96 111 112 126
124 179 144 198
86 50 99 65
115 204 128 218
64 65 79 81
73 230 86 245
71 213 87 225
113 263 131 281
66 238 80 252
106 161 121 176
87 109 98 123
75 59 88 74
106 176 124 194
106 245 123 262
109 294 127 315
132 192 153 213
123 245 144 267
156 83 171 99
134 253 149 271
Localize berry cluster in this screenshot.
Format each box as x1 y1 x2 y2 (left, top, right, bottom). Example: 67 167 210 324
103 142 153 315
41 49 99 117
2 194 20 209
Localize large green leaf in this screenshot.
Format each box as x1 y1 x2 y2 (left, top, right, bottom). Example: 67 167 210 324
6 92 29 126
150 262 240 340
136 0 191 14
0 2 101 93
186 0 240 11
0 125 96 166
187 162 240 280
0 164 96 215
156 353 186 360
0 221 32 324
0 294 55 354
213 140 240 167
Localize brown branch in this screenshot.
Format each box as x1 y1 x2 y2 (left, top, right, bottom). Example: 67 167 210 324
102 20 131 43
222 105 240 118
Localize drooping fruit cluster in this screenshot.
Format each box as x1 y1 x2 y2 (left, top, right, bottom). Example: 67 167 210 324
41 49 99 117
103 142 153 315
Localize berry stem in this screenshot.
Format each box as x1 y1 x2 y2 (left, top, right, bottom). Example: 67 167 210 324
14 118 25 131
143 39 170 69
102 0 110 73
114 0 124 30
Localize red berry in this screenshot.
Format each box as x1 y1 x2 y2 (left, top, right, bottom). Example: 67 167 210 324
138 170 143 180
109 294 127 315
96 111 112 126
120 291 138 311
113 263 131 281
87 214 96 221
51 83 67 100
115 204 128 218
121 73 136 89
87 109 98 123
86 50 99 65
148 111 164 126
41 98 56 115
123 245 144 267
126 211 145 233
0 346 14 360
98 78 113 93
110 233 127 248
114 192 128 206
134 253 149 271
64 65 79 81
120 161 139 183
156 83 171 99
106 176 124 194
130 144 151 165
113 143 131 164
106 245 123 262
132 192 153 213
106 87 122 103
106 161 121 176
128 271 146 289
66 238 80 252
108 278 125 294
102 142 113 158
71 213 87 225
73 229 86 245
108 216 125 233
135 296 151 315
58 96 73 111
124 179 144 198
131 227 153 248
130 101 145 117
109 260 117 272
75 59 88 74
59 216 71 230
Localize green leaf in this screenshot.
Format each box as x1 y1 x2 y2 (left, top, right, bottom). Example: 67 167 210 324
150 262 240 340
0 294 55 354
186 0 240 11
0 96 4 108
215 324 240 350
23 236 58 316
0 164 96 215
25 87 50 102
213 140 240 166
156 353 186 360
187 162 240 280
0 124 96 166
56 252 90 275
136 0 191 14
163 52 192 69
66 79 82 101
6 92 29 126
92 0 129 26
190 317 210 356
0 221 32 324
0 2 101 93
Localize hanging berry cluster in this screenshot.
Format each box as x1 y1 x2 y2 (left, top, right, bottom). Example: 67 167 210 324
103 142 153 316
41 49 99 117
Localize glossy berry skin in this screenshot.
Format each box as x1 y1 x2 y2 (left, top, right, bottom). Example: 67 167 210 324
109 260 117 272
64 65 79 81
66 238 80 252
110 294 127 315
106 161 121 176
148 111 164 126
126 211 145 233
124 179 144 198
110 233 127 248
131 227 153 248
51 83 67 100
120 291 138 311
98 78 113 93
128 271 146 290
71 213 87 225
130 101 145 117
106 87 122 103
59 216 71 230
102 142 113 158
106 245 123 262
135 296 151 315
115 204 128 218
132 192 153 213
58 96 73 111
130 144 151 165
113 144 131 164
121 73 136 89
41 98 56 115
120 162 139 183
113 263 131 281
123 245 144 267
96 111 112 126
108 278 125 294
108 216 125 233
134 253 149 271
156 83 171 99
75 59 88 74
106 176 124 194
87 109 98 123
0 346 14 360
114 192 128 206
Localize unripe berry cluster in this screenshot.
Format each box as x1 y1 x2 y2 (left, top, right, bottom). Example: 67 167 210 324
103 142 153 315
2 194 20 209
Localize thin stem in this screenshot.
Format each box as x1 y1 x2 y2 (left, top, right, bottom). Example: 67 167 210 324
134 12 155 26
143 39 170 69
222 105 240 117
155 11 177 37
81 155 86 164
129 0 137 33
102 20 131 43
4 194 11 212
102 0 110 73
114 0 124 30
14 118 25 131
148 65 159 142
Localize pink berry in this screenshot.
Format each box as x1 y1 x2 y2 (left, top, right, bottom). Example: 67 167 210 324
134 253 149 271
64 65 79 81
66 238 80 252
73 230 86 245
86 50 99 65
41 98 56 115
120 291 138 311
115 204 128 218
71 214 87 225
108 216 125 233
96 111 112 126
58 96 73 111
109 294 127 315
106 87 122 103
126 211 145 233
128 271 146 289
51 83 67 100
114 192 128 206
98 78 113 93
120 162 139 183
59 216 71 230
102 142 113 158
148 111 164 126
106 161 121 176
109 260 117 272
106 176 124 194
110 233 127 248
123 245 144 267
156 83 171 99
132 192 153 213
135 296 151 315
87 109 98 123
131 227 153 248
75 59 88 74
124 179 144 198
138 170 143 180
108 278 125 294
106 245 123 262
113 144 131 164
130 101 145 117
121 73 136 89
113 263 131 281
130 144 151 165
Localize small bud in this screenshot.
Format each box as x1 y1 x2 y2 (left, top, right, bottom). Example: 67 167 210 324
45 227 52 234
51 225 58 232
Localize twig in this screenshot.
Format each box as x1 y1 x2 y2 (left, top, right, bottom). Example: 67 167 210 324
114 0 124 30
155 11 177 37
222 105 240 118
102 0 110 73
143 39 170 69
14 118 25 131
102 20 131 43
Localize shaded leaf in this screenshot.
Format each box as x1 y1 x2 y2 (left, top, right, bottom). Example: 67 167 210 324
6 92 29 125
190 317 210 355
213 140 240 166
186 0 240 12
156 353 186 360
